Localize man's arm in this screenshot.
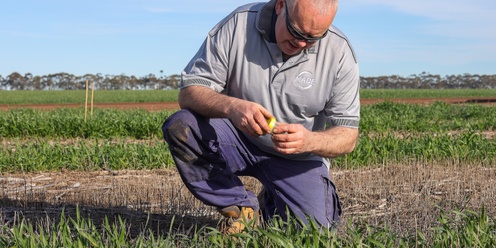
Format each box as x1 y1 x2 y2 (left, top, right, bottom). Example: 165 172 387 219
271 124 359 158
179 85 274 137
307 126 359 158
178 85 234 118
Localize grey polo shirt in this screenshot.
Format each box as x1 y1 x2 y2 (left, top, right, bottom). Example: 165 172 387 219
180 0 360 165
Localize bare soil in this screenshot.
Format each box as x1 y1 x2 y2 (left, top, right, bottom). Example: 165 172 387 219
1 97 496 111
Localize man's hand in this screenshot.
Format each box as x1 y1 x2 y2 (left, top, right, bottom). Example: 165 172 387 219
179 86 274 137
227 100 274 137
271 123 311 154
271 124 359 158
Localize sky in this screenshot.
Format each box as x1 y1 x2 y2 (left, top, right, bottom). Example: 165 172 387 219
1 0 495 78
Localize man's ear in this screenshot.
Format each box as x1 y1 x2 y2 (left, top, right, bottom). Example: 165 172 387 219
275 0 285 15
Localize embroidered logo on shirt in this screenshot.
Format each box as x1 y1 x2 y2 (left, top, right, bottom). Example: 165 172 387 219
295 71 315 90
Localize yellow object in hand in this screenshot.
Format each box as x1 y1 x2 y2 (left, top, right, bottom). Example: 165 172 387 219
267 117 276 132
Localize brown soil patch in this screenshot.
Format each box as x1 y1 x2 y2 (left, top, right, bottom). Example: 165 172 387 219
1 162 495 237
360 97 496 105
1 97 495 111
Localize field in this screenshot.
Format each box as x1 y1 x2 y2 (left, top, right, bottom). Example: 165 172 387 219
1 89 496 110
1 89 495 246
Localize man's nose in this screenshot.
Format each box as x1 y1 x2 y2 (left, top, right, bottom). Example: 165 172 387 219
294 39 313 47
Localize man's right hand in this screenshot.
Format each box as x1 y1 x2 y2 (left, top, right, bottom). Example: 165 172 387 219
178 86 274 137
226 100 274 137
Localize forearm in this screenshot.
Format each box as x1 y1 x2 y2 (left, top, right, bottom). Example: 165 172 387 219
178 85 274 136
178 85 238 118
306 126 359 158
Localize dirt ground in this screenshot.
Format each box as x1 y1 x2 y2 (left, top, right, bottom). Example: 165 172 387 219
1 98 495 238
1 162 495 237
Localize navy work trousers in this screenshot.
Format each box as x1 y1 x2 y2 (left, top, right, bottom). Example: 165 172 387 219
162 109 341 228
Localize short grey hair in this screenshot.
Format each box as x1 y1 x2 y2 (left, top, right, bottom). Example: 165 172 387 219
286 0 338 15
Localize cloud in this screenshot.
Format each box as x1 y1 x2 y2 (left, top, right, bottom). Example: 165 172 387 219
351 0 494 22
348 0 496 42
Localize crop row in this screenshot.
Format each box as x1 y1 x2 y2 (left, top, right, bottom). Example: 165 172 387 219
360 102 495 133
0 108 173 139
344 130 495 167
1 139 172 172
1 102 494 172
1 207 494 247
0 90 180 105
0 102 494 139
1 130 494 173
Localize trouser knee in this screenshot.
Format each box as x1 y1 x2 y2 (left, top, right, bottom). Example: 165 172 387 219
162 109 199 163
162 109 199 143
162 109 225 183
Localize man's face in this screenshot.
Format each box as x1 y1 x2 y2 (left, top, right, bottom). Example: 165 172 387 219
274 0 336 57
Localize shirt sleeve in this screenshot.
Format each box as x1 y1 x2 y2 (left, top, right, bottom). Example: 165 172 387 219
180 13 237 93
326 44 361 129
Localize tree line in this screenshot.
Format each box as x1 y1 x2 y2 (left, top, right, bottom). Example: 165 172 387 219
1 71 495 90
0 72 180 90
360 72 496 89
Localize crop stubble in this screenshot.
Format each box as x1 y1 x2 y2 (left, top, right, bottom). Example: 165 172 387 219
1 161 495 237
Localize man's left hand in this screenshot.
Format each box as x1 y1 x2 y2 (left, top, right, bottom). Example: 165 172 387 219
271 123 311 155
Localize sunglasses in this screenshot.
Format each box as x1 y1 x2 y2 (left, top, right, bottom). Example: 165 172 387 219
284 3 328 43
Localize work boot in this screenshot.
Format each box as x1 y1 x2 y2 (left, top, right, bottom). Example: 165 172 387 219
218 205 259 234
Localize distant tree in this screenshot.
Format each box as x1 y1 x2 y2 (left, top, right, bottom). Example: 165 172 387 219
0 75 4 90
31 75 42 90
167 74 180 89
7 72 25 90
